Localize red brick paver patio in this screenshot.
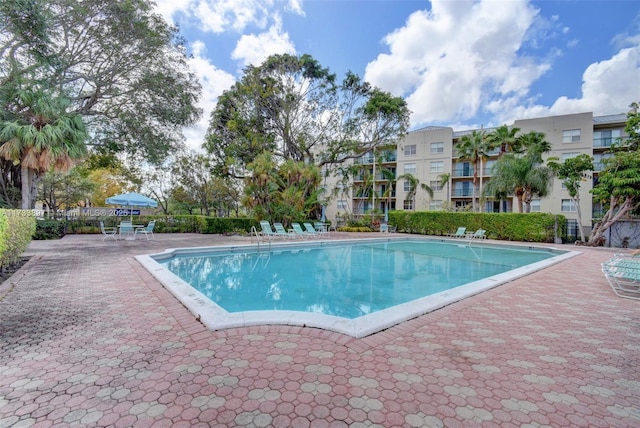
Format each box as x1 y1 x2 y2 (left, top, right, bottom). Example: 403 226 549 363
1 234 638 427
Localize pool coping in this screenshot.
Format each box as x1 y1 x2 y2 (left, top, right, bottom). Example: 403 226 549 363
135 237 581 338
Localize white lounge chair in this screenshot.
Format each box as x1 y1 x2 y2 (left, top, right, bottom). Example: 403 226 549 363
292 222 316 238
447 227 466 238
259 221 279 240
303 223 319 237
602 256 640 300
273 222 295 239
467 229 486 240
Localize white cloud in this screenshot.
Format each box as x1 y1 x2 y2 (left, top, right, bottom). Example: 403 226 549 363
502 44 640 122
365 0 543 126
231 15 297 67
183 41 236 150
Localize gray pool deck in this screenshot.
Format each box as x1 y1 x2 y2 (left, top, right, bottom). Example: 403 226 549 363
1 233 639 427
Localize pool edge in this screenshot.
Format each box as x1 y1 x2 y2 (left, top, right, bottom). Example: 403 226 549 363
135 239 581 339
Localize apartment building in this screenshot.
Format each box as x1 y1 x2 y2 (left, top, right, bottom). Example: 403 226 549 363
324 111 628 236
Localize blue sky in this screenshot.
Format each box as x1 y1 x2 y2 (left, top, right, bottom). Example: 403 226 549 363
154 0 640 149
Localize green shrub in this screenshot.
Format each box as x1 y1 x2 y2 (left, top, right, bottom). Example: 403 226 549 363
34 220 66 239
389 211 565 243
337 226 374 232
0 210 37 269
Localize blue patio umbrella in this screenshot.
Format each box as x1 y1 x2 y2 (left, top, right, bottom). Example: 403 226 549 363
105 192 157 221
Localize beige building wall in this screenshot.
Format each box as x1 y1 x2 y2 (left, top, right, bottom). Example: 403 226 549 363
397 127 454 211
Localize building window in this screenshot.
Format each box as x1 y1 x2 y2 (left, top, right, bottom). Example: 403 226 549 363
562 129 581 143
430 142 444 154
593 153 612 171
530 199 541 212
403 181 414 192
404 144 416 156
429 180 443 191
561 199 576 212
430 161 444 173
593 129 622 147
403 200 414 210
429 200 443 210
337 200 348 209
561 152 580 161
404 163 416 174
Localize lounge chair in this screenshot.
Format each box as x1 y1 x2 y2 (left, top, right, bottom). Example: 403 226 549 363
134 220 156 240
601 257 640 300
100 221 118 241
447 227 466 238
259 221 279 240
467 229 486 240
273 222 295 239
303 223 319 237
291 222 315 238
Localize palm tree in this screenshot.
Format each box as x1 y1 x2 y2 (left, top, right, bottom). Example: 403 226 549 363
456 130 491 211
438 173 451 209
397 173 433 210
0 88 88 209
485 125 521 211
487 131 553 213
486 124 521 155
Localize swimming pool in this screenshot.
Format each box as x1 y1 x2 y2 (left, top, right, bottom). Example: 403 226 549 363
137 238 578 338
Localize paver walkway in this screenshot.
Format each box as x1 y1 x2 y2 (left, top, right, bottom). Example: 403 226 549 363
1 233 639 427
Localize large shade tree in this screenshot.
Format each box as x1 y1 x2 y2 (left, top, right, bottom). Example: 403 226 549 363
204 54 410 178
1 0 201 207
548 154 594 242
588 102 640 245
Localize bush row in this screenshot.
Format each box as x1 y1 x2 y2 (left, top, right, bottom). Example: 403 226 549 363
0 210 37 268
389 211 566 243
35 215 262 239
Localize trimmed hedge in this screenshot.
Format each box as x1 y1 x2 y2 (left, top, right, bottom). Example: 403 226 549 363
389 211 566 243
35 215 262 239
0 209 37 269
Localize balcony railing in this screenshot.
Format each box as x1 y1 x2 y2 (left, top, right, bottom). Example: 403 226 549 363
452 168 474 178
354 153 397 164
353 191 396 198
452 189 476 197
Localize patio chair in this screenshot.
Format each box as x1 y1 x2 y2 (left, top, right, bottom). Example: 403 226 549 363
447 227 466 238
273 222 295 239
100 221 118 241
259 221 279 240
601 259 640 300
303 222 319 237
119 221 134 239
468 229 486 240
134 220 156 240
291 222 315 238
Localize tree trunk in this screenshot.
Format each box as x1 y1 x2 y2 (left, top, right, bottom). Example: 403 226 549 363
572 195 585 242
588 196 633 246
21 165 32 210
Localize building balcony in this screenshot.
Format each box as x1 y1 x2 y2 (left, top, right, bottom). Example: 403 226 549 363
452 168 475 178
353 191 396 199
451 189 476 197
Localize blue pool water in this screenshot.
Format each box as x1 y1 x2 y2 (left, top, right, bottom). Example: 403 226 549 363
156 240 562 320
